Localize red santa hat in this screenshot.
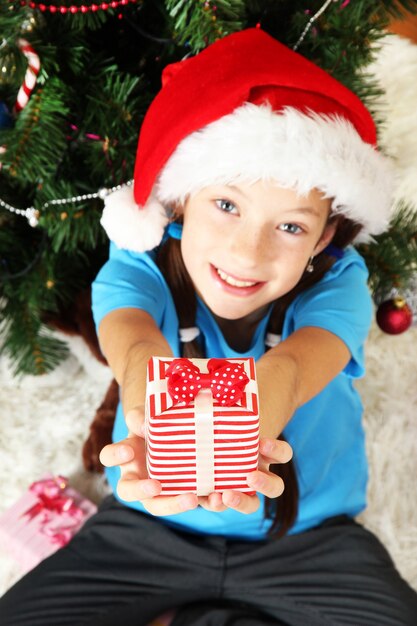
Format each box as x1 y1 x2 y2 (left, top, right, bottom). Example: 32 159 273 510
101 28 394 251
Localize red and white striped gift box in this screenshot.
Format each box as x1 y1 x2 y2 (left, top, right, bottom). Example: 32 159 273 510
145 357 259 495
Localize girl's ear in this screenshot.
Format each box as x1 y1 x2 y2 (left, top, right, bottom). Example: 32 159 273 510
313 220 338 256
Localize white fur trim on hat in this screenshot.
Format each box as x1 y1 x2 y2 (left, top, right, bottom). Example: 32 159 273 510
156 103 394 242
100 184 169 252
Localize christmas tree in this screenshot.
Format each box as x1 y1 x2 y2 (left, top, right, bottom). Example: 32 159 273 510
1 0 417 376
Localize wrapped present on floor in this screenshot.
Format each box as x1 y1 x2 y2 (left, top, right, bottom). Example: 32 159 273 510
146 357 259 495
0 475 97 574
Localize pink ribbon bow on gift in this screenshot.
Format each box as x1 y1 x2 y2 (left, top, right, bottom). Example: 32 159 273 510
42 526 76 547
165 358 249 406
22 476 84 546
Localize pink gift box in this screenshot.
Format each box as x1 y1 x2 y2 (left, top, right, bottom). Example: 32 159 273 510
0 476 97 574
145 357 259 495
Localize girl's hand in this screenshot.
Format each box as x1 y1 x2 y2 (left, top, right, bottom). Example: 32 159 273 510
100 409 292 516
99 407 199 516
198 437 293 513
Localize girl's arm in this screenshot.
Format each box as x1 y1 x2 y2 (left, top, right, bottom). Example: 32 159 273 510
98 307 173 416
256 325 351 439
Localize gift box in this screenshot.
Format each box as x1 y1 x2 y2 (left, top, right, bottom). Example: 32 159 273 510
145 357 259 495
0 475 97 574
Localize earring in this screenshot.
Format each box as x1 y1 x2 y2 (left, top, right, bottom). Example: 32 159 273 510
306 256 314 273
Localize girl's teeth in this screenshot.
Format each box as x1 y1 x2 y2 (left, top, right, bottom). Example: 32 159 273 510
217 268 257 288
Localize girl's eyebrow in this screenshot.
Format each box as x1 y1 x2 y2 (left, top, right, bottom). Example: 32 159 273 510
282 207 321 218
220 184 249 199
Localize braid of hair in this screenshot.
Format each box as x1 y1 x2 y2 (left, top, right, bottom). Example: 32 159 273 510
157 237 203 358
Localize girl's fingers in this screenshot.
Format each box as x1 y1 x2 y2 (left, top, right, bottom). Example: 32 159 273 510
116 475 199 514
125 407 146 436
142 493 199 516
246 469 285 499
99 441 134 467
221 490 261 514
198 492 227 512
116 475 162 501
221 466 285 513
259 438 293 464
101 436 148 482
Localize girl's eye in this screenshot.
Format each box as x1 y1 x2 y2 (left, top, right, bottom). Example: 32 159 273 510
278 223 303 235
215 199 237 214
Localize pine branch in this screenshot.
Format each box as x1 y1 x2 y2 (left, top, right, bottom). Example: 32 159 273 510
0 2 29 32
166 0 247 50
0 78 70 183
0 216 104 375
0 303 70 377
78 68 146 184
41 195 108 254
358 205 417 299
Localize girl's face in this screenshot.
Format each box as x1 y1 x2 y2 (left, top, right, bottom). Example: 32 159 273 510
180 181 335 322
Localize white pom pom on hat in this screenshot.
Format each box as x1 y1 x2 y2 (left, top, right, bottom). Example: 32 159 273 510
101 28 394 252
101 185 167 253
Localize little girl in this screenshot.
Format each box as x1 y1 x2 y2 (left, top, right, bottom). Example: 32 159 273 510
2 28 416 626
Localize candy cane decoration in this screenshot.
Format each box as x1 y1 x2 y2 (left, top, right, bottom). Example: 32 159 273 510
15 38 41 113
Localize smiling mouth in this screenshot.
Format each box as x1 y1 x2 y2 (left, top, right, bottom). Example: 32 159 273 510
215 266 260 288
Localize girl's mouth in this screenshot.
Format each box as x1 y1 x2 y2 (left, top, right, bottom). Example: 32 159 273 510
210 264 265 295
216 267 257 288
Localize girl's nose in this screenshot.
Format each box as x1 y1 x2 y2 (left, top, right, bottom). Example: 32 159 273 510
228 224 273 269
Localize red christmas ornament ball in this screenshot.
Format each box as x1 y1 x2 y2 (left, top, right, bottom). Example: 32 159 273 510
376 297 413 335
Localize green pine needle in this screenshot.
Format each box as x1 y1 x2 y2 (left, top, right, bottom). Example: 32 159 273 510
358 204 417 299
166 0 246 49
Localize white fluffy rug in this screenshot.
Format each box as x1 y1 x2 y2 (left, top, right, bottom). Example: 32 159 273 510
0 321 416 595
0 334 113 593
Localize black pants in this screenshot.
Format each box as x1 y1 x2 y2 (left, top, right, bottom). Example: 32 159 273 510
1 496 416 626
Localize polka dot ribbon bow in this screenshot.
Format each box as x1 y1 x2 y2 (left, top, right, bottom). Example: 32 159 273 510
165 358 250 407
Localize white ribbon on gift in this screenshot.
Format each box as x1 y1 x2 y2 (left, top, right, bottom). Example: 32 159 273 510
193 389 215 495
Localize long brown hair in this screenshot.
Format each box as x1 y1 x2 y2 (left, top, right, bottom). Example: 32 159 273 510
156 213 363 537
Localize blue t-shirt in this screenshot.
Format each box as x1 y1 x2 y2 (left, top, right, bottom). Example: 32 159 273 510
92 243 372 539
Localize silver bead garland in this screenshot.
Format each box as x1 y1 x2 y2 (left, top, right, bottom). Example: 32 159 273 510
293 0 338 51
0 180 133 227
0 199 40 227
